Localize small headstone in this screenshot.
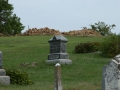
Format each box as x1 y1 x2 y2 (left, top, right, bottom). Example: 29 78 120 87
46 35 72 65
102 54 120 90
54 63 62 90
0 51 10 86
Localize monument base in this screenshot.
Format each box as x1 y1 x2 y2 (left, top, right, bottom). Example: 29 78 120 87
0 76 10 86
46 59 72 65
0 69 10 86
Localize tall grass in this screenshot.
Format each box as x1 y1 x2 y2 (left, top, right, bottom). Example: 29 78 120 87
0 36 110 90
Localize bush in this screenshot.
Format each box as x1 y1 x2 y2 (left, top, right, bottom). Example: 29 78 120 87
74 42 100 53
100 35 120 58
6 69 34 85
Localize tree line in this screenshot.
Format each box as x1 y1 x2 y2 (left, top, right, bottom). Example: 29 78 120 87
0 0 25 35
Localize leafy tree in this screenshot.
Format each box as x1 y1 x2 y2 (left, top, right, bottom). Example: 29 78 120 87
0 0 13 23
90 21 116 36
5 14 25 35
0 0 25 35
0 0 13 34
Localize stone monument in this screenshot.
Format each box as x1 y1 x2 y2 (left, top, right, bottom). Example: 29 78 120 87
0 51 10 86
46 35 72 65
102 54 120 90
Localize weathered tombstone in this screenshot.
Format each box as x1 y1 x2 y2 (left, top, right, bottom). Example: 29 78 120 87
102 54 120 90
0 51 2 69
46 35 72 64
54 63 62 90
0 51 10 86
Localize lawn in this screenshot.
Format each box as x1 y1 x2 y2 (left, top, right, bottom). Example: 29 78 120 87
0 35 111 90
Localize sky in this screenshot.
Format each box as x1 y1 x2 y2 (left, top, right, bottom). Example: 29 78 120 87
9 0 120 34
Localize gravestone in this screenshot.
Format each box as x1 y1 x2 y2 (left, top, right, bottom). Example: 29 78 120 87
102 54 120 90
46 35 72 65
0 51 10 86
54 63 62 90
0 51 2 69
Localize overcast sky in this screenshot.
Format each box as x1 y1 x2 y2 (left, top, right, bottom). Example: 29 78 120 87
9 0 120 34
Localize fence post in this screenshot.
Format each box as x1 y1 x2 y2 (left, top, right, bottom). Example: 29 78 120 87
54 63 62 90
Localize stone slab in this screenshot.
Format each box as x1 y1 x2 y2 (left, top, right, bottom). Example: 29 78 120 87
0 76 10 86
46 59 72 65
0 69 6 76
102 55 120 90
102 59 120 90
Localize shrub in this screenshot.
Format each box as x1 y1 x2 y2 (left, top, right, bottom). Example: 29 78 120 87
6 69 34 85
100 35 120 58
74 42 100 53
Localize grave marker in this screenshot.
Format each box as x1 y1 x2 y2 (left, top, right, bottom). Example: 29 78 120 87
0 51 2 69
46 35 72 65
102 54 120 90
54 63 62 90
0 51 10 86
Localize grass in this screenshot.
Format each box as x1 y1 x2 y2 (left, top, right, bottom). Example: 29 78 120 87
0 36 111 90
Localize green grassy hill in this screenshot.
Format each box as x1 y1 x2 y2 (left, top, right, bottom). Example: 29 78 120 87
0 36 111 90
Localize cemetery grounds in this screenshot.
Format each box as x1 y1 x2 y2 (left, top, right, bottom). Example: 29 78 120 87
0 36 110 90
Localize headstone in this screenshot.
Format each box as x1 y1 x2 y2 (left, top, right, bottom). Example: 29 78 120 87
102 54 120 90
0 51 10 86
54 63 62 90
46 35 72 65
0 51 2 69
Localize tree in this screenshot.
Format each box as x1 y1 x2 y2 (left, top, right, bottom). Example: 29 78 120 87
5 14 25 35
90 22 116 36
0 0 25 35
0 0 13 22
0 0 13 34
